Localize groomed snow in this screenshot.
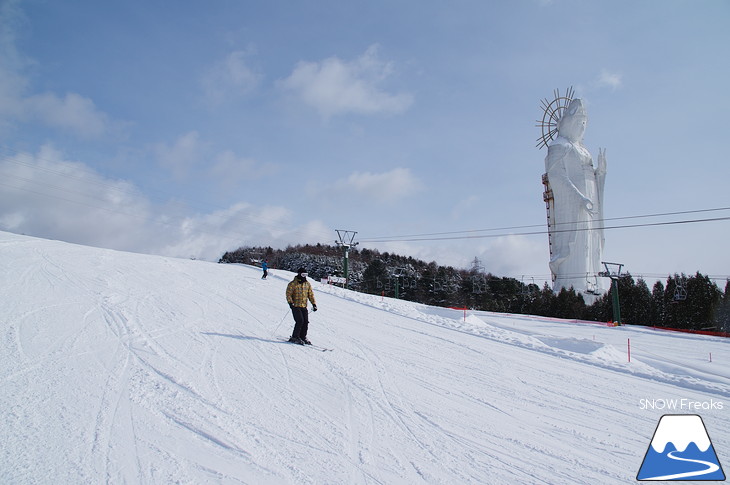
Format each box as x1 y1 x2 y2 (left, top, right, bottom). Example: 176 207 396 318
1 231 728 484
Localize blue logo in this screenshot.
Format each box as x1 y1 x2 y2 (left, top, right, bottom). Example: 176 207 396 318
637 414 725 481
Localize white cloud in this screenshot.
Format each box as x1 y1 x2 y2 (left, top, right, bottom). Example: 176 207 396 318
476 235 548 280
0 145 328 261
596 69 622 90
334 167 422 203
159 202 285 259
23 92 110 138
277 44 413 117
202 49 262 105
0 3 113 138
0 145 152 249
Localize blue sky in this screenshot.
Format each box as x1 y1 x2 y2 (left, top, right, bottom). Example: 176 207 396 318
1 0 729 287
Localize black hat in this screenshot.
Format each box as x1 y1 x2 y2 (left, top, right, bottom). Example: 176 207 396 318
297 267 306 275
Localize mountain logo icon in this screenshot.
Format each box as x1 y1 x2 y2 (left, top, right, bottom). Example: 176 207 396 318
637 414 725 481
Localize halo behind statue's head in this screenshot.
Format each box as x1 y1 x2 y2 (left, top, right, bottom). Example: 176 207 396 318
536 86 575 149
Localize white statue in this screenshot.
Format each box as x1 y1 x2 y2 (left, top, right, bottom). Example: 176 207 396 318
543 98 606 300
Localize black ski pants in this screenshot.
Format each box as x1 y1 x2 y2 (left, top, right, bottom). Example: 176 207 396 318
290 306 309 340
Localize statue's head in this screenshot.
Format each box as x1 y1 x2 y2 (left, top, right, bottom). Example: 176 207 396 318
557 98 587 142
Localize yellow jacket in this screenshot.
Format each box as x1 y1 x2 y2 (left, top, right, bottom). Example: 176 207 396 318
286 277 317 308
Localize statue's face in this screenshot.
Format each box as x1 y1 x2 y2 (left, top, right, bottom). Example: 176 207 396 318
558 99 587 142
561 114 586 141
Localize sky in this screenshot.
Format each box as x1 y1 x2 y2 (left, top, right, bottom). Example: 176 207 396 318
1 0 729 287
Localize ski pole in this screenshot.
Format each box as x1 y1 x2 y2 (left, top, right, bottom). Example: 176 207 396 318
271 308 291 337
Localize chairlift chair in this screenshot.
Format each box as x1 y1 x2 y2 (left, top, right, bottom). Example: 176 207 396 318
585 273 599 295
673 276 688 302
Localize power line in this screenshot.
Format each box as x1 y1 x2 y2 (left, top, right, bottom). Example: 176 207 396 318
2 144 729 274
361 213 730 243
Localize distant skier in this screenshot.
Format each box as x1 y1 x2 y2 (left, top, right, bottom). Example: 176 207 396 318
261 260 268 279
286 267 317 345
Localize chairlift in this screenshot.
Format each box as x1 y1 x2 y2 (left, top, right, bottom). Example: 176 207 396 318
672 276 688 302
521 277 537 296
585 273 599 295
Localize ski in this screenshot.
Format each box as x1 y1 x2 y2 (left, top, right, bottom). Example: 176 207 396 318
310 345 333 352
280 338 332 352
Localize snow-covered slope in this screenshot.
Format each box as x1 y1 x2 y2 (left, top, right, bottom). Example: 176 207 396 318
1 231 728 484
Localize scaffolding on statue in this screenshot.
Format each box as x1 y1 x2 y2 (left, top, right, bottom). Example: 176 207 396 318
542 173 555 282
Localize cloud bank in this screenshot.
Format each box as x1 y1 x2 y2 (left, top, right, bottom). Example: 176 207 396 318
278 45 413 117
0 146 325 261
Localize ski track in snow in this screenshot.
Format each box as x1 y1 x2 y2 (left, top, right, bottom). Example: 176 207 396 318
1 231 729 484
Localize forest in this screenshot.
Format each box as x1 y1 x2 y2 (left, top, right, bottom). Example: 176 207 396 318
219 244 730 334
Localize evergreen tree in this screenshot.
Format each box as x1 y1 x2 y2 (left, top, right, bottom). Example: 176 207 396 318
663 274 684 329
651 280 666 327
416 262 439 306
685 272 722 331
612 275 652 325
362 259 387 295
554 287 586 319
517 280 541 315
632 278 653 325
431 266 454 307
218 244 725 331
529 283 558 317
716 280 730 333
663 273 722 330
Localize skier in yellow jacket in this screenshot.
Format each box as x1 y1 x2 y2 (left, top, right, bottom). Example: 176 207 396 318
286 267 317 345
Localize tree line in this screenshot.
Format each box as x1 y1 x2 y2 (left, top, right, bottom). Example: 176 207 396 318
219 244 730 334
